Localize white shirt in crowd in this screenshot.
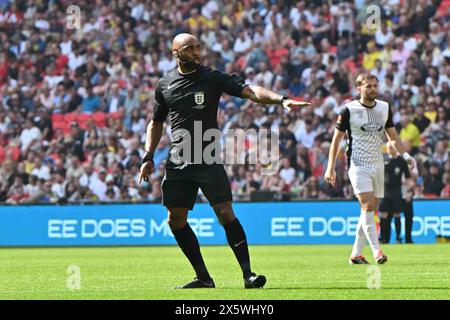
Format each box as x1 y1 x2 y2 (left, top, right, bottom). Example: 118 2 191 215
60 40 72 55
131 2 145 21
280 167 296 185
31 165 51 181
253 31 267 44
233 35 252 53
35 19 50 30
0 117 10 134
44 74 64 88
212 41 223 53
131 119 147 135
255 70 274 88
264 11 282 28
295 129 317 149
245 77 259 87
158 57 177 75
68 52 86 71
24 183 41 198
301 68 326 87
374 29 394 47
82 20 100 34
89 178 107 200
200 31 217 48
20 126 42 152
51 182 66 199
371 67 386 82
439 74 449 87
201 0 219 20
330 4 354 34
79 172 99 188
289 7 302 28
404 36 418 52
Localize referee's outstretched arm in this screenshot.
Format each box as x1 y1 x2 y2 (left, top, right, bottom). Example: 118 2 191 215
240 85 310 111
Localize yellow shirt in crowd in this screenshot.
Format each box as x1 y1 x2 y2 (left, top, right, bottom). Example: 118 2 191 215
399 123 421 147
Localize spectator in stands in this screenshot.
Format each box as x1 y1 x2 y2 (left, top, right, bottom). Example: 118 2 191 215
255 61 274 88
82 85 102 113
31 157 50 181
336 36 356 62
433 139 449 166
19 117 42 154
64 179 81 203
35 108 53 141
296 118 317 149
423 162 445 197
105 83 125 113
123 85 140 115
89 167 108 201
441 173 450 198
66 85 83 113
413 105 431 133
68 121 85 161
398 113 421 155
279 158 296 186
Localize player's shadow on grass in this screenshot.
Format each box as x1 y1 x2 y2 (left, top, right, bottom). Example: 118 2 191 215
391 263 450 266
174 286 450 291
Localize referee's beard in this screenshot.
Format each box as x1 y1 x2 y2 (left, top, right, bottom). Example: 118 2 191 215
178 58 201 72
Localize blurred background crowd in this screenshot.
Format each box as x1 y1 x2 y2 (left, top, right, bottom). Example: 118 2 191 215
0 0 449 204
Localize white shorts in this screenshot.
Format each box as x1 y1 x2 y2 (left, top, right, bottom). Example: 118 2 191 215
348 165 384 198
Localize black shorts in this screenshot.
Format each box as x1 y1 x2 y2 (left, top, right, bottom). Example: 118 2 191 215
379 191 404 214
161 164 233 210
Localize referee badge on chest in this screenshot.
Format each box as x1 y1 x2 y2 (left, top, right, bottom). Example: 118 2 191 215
193 92 206 110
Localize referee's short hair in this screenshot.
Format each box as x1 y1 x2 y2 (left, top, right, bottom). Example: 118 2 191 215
355 73 379 86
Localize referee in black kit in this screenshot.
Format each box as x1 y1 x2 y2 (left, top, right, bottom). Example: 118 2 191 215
379 141 413 244
139 33 310 289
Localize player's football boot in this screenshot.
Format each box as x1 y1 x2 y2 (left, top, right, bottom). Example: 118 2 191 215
375 252 388 264
174 277 215 289
348 256 369 265
244 272 266 289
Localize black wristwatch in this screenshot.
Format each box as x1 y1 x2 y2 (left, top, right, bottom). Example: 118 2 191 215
142 151 154 165
280 95 290 104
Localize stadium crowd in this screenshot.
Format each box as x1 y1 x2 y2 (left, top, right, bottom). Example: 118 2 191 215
0 0 449 204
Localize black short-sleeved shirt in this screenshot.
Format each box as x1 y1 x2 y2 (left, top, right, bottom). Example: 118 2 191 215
152 65 248 169
384 155 411 193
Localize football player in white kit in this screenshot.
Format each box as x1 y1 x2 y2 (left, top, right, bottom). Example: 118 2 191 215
324 73 416 264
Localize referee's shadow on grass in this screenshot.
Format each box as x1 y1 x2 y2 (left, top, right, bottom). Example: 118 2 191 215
210 287 450 290
258 287 450 290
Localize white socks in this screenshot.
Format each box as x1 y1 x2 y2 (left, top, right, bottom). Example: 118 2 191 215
351 210 381 258
351 212 367 257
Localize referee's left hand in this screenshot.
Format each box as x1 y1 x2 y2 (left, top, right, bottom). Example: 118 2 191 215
282 99 311 112
139 161 154 184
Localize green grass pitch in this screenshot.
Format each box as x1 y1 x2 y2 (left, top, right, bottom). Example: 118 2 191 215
1 244 449 300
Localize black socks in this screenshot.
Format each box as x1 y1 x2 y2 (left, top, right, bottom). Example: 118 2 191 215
380 215 402 242
171 223 211 281
223 218 252 278
394 216 401 240
380 216 391 243
171 219 253 281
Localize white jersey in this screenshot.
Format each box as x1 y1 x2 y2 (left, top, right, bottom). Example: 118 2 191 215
336 99 394 169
